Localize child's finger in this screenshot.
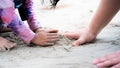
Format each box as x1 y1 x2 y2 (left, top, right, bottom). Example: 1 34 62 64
46 29 58 33
47 33 58 36
3 45 11 50
5 43 16 50
47 38 59 43
0 45 6 51
43 43 55 46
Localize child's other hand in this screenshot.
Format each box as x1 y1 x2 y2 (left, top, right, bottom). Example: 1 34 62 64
31 29 59 46
64 28 96 46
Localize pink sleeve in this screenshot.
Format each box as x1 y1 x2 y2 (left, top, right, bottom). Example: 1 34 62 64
0 6 35 44
25 0 42 30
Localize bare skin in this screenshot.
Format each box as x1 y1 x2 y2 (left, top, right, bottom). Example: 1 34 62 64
0 28 58 51
0 25 16 51
0 37 16 51
93 51 120 68
0 25 58 48
31 28 59 46
64 28 96 46
65 0 120 67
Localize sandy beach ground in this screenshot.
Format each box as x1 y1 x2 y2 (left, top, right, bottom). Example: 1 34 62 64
0 0 120 68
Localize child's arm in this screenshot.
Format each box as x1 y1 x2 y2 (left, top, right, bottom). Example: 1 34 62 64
1 8 35 44
0 1 35 44
0 0 58 46
24 0 42 31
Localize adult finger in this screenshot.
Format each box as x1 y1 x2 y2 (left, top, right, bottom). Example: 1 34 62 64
47 35 59 39
97 58 120 68
72 36 86 46
64 32 80 39
111 63 120 68
93 52 119 64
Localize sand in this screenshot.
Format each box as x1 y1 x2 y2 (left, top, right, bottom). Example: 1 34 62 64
0 0 120 68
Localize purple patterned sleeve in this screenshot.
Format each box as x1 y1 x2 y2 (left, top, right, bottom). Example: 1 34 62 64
25 0 42 31
7 13 35 44
0 3 35 44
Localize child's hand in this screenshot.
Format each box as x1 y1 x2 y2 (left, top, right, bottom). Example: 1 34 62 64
35 28 58 33
31 29 59 46
64 28 96 46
